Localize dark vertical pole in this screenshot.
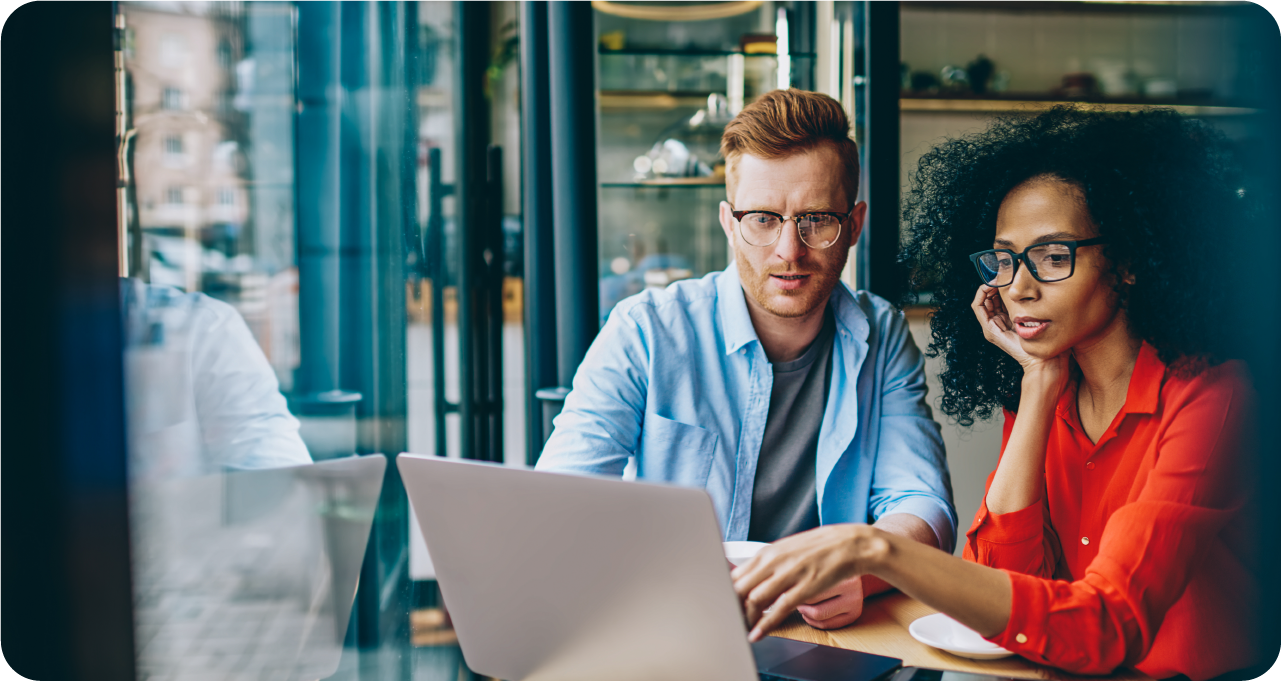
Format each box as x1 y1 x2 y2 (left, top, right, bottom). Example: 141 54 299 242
295 1 342 395
486 145 506 463
428 148 450 458
2 3 136 680
548 0 600 390
864 1 903 303
455 1 492 460
521 0 558 462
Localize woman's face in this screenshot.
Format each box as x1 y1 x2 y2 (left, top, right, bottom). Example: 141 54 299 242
993 177 1127 360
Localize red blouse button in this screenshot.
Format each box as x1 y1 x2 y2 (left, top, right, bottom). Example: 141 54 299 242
1085 461 1095 470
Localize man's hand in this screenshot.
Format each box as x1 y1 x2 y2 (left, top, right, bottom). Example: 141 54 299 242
796 576 863 629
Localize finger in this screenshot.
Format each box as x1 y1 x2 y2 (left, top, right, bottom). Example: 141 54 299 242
797 586 859 621
741 574 790 630
797 597 846 622
800 608 863 631
732 560 771 600
748 587 808 641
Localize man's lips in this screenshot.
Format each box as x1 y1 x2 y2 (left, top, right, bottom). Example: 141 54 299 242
1012 316 1050 340
769 273 811 290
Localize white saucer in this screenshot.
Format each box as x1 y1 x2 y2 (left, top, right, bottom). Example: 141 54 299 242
908 613 1015 660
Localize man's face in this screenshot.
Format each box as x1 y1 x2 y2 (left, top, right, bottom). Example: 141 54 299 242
719 145 867 321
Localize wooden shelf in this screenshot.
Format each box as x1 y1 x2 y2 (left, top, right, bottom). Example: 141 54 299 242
602 178 725 188
900 97 1260 117
906 0 1255 13
600 92 717 111
600 49 816 58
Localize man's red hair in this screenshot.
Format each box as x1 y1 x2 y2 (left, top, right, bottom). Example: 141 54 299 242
720 88 860 206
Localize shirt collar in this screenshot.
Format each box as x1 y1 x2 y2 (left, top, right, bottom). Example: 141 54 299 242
1123 341 1166 415
1055 341 1167 424
718 262 758 355
717 261 869 356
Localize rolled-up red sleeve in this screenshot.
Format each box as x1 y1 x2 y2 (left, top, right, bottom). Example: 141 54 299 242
970 362 1257 679
963 411 1061 579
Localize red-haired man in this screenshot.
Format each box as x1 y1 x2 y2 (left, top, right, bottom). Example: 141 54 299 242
537 89 954 630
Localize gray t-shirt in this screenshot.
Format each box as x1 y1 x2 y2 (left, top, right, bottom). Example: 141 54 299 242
747 308 836 542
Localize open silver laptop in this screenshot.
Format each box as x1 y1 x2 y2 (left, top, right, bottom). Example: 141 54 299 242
397 454 902 681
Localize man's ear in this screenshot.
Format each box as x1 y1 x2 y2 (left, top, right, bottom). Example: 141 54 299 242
719 200 737 243
846 201 868 246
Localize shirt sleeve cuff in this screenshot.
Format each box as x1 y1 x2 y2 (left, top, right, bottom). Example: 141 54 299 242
988 570 1048 657
876 495 957 554
969 496 1043 545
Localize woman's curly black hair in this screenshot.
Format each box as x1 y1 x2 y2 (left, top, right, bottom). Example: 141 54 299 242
899 106 1251 427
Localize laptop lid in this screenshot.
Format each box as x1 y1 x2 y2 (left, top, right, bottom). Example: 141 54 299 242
131 454 386 679
397 454 760 681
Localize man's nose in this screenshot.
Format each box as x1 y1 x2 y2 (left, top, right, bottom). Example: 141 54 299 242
773 218 807 262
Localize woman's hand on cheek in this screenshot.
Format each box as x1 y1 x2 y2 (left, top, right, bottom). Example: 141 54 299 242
971 284 1027 359
970 285 1069 387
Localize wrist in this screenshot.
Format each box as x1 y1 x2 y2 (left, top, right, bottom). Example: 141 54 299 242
1020 364 1064 398
850 526 894 575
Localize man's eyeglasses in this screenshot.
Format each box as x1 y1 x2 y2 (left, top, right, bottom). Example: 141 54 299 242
968 237 1107 287
731 209 849 249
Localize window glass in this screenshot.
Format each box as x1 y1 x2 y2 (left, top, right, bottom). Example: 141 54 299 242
119 2 522 678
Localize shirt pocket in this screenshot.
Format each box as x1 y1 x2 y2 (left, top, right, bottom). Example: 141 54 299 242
637 412 719 488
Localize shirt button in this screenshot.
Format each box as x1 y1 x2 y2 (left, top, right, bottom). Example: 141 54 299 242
1085 461 1095 470
1015 633 1028 644
1081 537 1090 546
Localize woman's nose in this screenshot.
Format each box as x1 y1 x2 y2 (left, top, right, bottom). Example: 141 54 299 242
1006 261 1039 300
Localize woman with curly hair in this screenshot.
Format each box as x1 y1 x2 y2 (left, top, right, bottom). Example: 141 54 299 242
731 107 1261 681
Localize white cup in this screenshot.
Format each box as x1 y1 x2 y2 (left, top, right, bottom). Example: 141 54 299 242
723 541 769 567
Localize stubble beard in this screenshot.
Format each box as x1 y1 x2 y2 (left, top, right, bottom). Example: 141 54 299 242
735 244 849 319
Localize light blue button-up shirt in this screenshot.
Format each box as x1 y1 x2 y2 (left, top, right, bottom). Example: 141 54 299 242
536 264 957 550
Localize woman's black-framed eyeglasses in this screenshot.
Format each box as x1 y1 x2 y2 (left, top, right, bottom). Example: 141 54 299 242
730 208 850 249
968 237 1107 287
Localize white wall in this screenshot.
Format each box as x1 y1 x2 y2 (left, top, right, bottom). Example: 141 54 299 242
905 310 1004 556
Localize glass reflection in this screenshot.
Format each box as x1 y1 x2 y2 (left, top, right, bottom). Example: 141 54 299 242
131 455 386 680
123 278 311 479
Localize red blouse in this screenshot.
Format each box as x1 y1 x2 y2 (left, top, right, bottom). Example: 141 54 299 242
963 343 1261 681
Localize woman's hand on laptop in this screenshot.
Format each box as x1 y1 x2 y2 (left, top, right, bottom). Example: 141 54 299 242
731 523 890 641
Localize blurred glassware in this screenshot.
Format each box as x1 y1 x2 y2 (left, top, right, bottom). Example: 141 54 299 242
1058 72 1099 99
600 29 625 51
632 94 733 180
940 64 969 91
991 71 1011 93
910 70 941 92
1143 78 1178 98
1091 59 1137 97
966 55 994 95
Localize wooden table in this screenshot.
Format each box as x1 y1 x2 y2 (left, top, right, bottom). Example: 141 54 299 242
769 592 1153 681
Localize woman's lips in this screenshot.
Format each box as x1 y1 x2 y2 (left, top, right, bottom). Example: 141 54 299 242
769 273 811 290
1013 317 1050 340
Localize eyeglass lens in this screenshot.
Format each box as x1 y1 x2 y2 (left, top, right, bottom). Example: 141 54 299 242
740 213 841 248
976 243 1074 285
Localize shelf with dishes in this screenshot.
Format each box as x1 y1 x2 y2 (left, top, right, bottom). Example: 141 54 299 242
901 0 1250 12
900 94 1262 117
599 50 815 105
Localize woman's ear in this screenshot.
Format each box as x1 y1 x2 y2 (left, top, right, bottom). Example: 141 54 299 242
1122 272 1136 285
